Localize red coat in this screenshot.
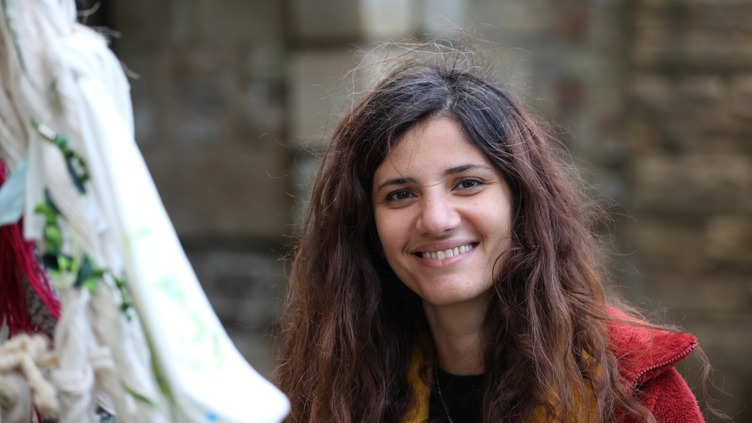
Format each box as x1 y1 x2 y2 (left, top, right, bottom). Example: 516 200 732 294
405 312 705 422
609 314 705 422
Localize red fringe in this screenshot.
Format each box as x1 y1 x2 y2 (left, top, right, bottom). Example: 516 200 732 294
0 160 60 336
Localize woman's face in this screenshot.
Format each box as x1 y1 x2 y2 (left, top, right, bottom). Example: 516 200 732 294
372 117 513 310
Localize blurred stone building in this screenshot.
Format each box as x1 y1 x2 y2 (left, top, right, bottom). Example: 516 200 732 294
101 0 751 421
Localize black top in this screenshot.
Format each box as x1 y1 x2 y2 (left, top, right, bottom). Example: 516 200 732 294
428 368 485 423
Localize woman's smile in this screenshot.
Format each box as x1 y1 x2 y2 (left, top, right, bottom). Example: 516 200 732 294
416 242 477 261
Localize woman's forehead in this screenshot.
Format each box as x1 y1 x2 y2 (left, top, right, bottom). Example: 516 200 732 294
373 117 496 184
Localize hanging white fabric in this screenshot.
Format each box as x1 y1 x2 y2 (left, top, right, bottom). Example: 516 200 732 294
0 0 289 421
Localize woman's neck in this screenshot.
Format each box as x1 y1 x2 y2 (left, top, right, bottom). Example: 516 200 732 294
423 300 487 376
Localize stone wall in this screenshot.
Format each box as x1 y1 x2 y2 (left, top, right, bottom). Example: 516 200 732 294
108 0 751 420
618 1 752 420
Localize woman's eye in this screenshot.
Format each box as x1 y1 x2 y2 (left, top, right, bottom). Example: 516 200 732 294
455 178 483 191
385 189 414 202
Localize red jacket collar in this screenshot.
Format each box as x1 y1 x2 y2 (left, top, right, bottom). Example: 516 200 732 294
607 308 698 386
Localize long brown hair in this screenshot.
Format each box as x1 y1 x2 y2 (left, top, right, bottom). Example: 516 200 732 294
275 41 660 422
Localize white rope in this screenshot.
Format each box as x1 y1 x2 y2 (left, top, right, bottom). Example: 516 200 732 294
0 372 32 423
0 334 58 421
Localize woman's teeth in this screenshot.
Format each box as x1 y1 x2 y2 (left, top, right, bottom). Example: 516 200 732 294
420 244 475 260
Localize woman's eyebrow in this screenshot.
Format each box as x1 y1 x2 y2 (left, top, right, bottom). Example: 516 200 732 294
374 176 416 194
375 164 494 193
443 163 494 177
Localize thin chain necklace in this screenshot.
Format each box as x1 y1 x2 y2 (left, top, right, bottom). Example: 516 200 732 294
435 368 455 423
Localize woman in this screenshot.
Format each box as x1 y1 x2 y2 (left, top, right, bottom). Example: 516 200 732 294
275 42 706 422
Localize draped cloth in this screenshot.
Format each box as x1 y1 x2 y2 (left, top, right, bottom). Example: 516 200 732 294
0 0 289 421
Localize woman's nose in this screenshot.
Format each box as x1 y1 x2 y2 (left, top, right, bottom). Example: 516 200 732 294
415 194 461 236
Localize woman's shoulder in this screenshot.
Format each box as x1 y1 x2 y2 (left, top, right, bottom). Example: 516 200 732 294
605 306 698 386
606 307 705 422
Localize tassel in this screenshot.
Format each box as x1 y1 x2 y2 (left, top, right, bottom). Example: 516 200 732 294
0 160 60 336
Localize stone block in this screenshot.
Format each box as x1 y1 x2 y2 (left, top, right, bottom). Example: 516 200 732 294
675 76 724 104
186 249 287 377
119 52 172 148
646 113 750 156
235 48 287 147
194 0 283 41
624 219 707 268
635 0 752 37
621 214 752 278
631 270 752 314
168 0 197 41
158 42 285 148
419 0 467 35
704 215 752 269
676 313 752 421
631 154 752 214
671 313 752 368
471 1 551 40
109 0 171 39
360 0 416 40
290 0 361 41
224 329 276 378
625 116 749 158
188 249 286 329
288 150 319 229
291 0 416 42
143 146 292 241
288 50 359 146
631 30 752 71
729 75 752 119
550 0 592 44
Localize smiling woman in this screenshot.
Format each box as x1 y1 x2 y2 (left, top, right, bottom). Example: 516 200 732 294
274 41 709 423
